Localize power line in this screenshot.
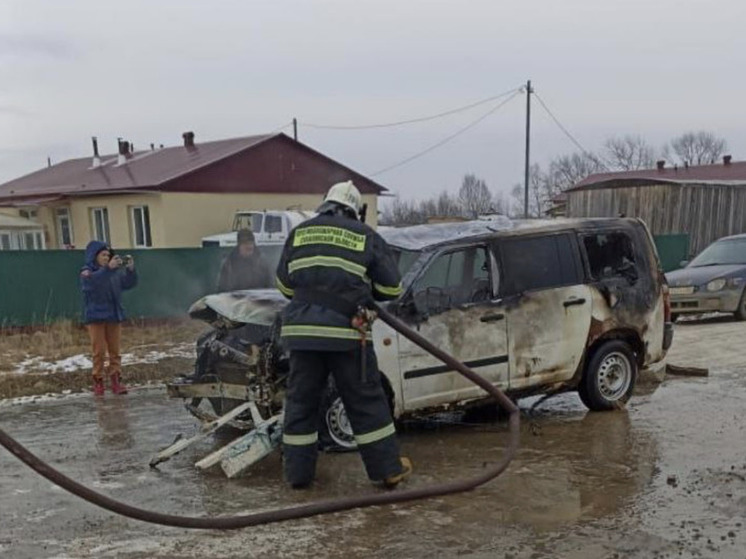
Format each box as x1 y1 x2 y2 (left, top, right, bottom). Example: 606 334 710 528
370 90 522 177
533 91 612 171
302 87 522 131
268 121 293 135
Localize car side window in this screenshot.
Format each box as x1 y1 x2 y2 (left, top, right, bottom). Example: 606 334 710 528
583 232 638 283
412 246 494 314
499 234 581 295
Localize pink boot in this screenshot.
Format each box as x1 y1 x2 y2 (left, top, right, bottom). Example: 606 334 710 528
110 373 128 395
93 377 105 397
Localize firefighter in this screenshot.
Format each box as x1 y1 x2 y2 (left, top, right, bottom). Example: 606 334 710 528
276 180 412 489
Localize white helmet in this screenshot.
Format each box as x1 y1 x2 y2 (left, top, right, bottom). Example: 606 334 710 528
319 180 362 214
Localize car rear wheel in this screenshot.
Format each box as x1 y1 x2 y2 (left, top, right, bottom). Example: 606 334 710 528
578 340 637 411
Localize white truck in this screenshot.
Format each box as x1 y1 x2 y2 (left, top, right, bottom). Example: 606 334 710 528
201 210 315 248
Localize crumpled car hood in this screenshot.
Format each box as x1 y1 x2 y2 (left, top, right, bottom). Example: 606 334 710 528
189 289 288 326
666 264 746 286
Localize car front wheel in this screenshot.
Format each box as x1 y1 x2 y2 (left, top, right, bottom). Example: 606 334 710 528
321 395 357 451
578 340 637 411
734 290 746 321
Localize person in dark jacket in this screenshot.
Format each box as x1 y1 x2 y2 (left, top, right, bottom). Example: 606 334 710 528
276 180 411 489
217 229 271 292
80 241 138 396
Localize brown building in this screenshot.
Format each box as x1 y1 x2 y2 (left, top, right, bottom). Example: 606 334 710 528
566 156 746 255
0 132 387 249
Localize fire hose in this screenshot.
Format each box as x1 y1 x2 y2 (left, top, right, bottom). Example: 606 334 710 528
0 306 520 530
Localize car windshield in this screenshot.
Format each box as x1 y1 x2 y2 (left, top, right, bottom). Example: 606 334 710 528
688 238 746 267
390 248 420 277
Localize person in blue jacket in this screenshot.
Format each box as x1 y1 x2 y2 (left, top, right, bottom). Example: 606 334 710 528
80 241 138 396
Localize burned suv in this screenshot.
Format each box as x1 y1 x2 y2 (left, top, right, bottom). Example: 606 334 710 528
168 217 673 449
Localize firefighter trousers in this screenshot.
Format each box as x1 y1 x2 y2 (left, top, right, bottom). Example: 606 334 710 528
282 346 402 486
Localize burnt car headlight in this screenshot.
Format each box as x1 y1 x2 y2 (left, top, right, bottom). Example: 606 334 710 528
706 278 727 292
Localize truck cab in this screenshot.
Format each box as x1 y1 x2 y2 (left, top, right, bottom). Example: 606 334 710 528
201 210 315 248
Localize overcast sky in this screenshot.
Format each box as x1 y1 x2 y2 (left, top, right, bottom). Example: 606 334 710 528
2 0 745 203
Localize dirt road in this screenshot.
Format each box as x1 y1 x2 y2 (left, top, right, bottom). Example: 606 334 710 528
1 317 745 558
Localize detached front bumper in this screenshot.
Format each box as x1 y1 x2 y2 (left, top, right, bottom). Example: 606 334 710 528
166 378 253 400
670 288 742 314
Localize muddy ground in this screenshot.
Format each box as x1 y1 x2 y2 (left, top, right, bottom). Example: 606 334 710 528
1 316 745 558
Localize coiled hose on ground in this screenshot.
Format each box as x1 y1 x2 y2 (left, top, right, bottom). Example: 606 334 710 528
0 306 520 530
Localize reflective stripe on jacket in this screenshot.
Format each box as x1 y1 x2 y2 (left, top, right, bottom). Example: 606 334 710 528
276 213 402 351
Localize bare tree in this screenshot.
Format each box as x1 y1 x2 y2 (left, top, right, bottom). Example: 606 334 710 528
490 191 509 216
458 174 493 218
545 153 605 197
436 190 463 217
667 131 727 166
603 135 656 170
510 164 545 217
381 196 422 226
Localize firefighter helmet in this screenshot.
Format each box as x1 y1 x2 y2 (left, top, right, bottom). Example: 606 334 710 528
319 180 362 215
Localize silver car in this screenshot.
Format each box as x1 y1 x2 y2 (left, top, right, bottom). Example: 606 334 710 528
666 234 746 321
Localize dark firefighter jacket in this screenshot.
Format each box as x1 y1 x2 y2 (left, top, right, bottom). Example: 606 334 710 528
276 213 403 351
217 249 271 292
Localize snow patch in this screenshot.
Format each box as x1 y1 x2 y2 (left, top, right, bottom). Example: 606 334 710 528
10 343 195 375
0 391 89 407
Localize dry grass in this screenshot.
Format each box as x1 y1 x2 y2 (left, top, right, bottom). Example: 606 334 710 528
0 318 208 398
0 357 191 399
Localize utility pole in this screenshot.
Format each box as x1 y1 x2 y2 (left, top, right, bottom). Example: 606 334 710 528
292 118 298 141
524 79 532 219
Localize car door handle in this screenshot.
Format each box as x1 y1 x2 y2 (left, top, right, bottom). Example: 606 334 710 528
480 313 505 323
563 298 586 308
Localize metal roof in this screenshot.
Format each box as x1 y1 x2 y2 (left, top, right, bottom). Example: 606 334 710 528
571 160 746 191
0 133 387 203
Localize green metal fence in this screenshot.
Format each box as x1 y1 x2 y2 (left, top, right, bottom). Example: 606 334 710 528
0 246 283 327
653 234 690 273
0 235 688 327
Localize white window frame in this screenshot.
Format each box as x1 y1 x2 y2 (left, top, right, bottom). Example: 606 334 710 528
90 207 110 244
18 231 43 250
0 231 11 250
130 205 152 248
56 207 74 247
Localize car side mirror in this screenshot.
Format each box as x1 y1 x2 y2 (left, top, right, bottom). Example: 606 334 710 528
679 260 690 268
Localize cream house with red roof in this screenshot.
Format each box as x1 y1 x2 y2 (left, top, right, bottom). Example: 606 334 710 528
0 132 386 250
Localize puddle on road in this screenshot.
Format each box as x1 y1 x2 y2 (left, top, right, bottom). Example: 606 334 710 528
0 390 658 555
6 374 745 558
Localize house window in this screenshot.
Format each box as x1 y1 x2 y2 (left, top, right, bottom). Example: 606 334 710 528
19 209 37 220
24 232 34 249
56 208 74 247
130 205 152 247
499 234 582 295
0 232 10 250
91 208 111 244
